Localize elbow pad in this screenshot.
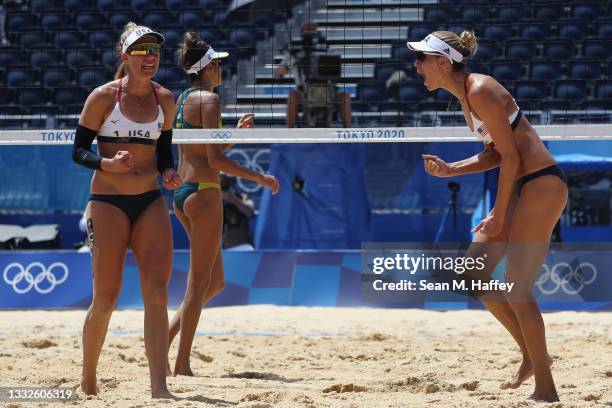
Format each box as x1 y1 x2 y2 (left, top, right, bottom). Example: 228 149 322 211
72 124 102 170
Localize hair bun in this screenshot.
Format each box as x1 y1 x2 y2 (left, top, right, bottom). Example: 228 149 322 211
459 30 478 57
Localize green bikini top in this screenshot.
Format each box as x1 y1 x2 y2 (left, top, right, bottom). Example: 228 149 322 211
174 87 222 129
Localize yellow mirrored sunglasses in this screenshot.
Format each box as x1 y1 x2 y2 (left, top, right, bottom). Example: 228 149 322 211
128 43 161 56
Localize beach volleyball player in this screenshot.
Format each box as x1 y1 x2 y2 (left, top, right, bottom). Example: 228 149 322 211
410 31 567 402
72 23 180 398
168 32 279 376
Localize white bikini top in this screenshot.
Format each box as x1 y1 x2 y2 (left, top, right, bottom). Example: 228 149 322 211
97 80 164 145
464 74 522 145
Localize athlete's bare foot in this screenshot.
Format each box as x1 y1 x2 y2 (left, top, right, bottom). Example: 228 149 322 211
80 376 99 396
151 388 180 400
173 364 194 377
500 355 554 390
529 389 560 402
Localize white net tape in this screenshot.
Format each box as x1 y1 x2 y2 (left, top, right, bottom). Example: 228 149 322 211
0 124 611 145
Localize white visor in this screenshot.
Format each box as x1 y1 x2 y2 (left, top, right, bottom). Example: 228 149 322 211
185 47 229 74
121 26 165 53
407 34 463 63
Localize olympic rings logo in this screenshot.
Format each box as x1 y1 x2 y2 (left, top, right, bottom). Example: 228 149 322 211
535 262 597 295
2 262 69 295
226 148 270 193
211 130 233 139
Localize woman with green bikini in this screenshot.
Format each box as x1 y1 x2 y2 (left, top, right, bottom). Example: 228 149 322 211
169 32 280 376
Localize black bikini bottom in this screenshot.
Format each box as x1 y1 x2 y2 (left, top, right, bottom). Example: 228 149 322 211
89 189 161 223
516 164 567 196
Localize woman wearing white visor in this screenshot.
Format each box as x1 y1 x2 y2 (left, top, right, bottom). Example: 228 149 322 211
168 32 279 376
410 31 566 402
74 23 180 398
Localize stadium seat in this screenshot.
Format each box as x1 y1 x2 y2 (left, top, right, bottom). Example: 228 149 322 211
0 105 25 115
66 49 97 68
78 67 110 87
471 41 497 61
461 5 489 22
432 88 452 102
227 26 257 58
101 50 119 70
507 42 536 60
63 0 82 12
6 69 37 88
357 81 386 106
75 13 106 31
595 80 612 99
515 80 548 106
491 61 523 81
41 14 72 31
583 40 610 60
530 61 562 81
572 2 600 20
97 0 127 12
29 106 61 116
0 48 25 66
543 42 575 60
197 25 224 44
468 62 490 75
554 80 587 101
177 11 207 29
533 4 564 20
408 25 436 42
482 25 513 42
398 83 426 104
18 32 46 48
154 66 184 88
374 60 404 82
16 88 47 106
558 22 588 40
31 0 62 12
0 88 13 102
6 13 39 32
446 25 469 37
495 6 523 22
109 13 133 31
423 6 453 24
598 21 612 38
88 31 115 48
53 32 81 49
201 0 228 10
131 0 166 10
392 43 415 63
519 23 550 41
31 49 61 67
42 67 73 88
569 60 601 80
144 12 170 29
166 0 199 10
53 86 88 107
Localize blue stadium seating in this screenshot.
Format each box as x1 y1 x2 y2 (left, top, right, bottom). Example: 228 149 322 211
144 12 170 29
533 4 564 20
18 32 46 48
227 25 257 58
42 67 72 88
569 60 601 80
154 66 185 88
6 13 39 32
109 13 133 31
6 69 37 88
0 48 24 66
595 80 612 99
166 0 200 11
468 62 490 75
507 41 536 60
472 42 497 61
41 14 72 31
519 23 550 41
197 26 224 44
491 61 523 81
554 80 587 102
392 44 415 63
66 49 98 68
423 6 453 24
53 32 81 49
483 24 513 42
357 81 386 107
515 80 547 106
530 61 562 81
78 67 110 87
88 31 115 48
598 22 612 38
583 40 610 60
461 5 489 22
543 41 575 60
97 0 129 12
558 22 588 40
496 6 522 22
31 0 62 12
75 13 106 31
64 0 83 12
16 88 47 106
53 87 88 110
572 2 600 20
177 11 206 28
30 49 61 67
398 82 426 103
408 25 436 42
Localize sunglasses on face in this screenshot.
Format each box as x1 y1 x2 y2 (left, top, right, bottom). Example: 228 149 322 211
415 51 441 62
128 43 161 56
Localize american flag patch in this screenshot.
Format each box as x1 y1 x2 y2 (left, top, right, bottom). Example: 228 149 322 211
477 126 489 137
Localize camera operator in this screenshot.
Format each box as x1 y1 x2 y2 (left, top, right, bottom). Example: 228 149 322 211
273 23 351 128
221 174 255 251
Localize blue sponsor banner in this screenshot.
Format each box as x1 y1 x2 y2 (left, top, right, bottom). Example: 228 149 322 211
1 249 610 310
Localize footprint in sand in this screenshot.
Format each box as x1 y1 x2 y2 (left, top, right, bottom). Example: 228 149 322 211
461 381 479 391
22 339 56 349
192 351 213 362
583 394 601 402
322 383 369 393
